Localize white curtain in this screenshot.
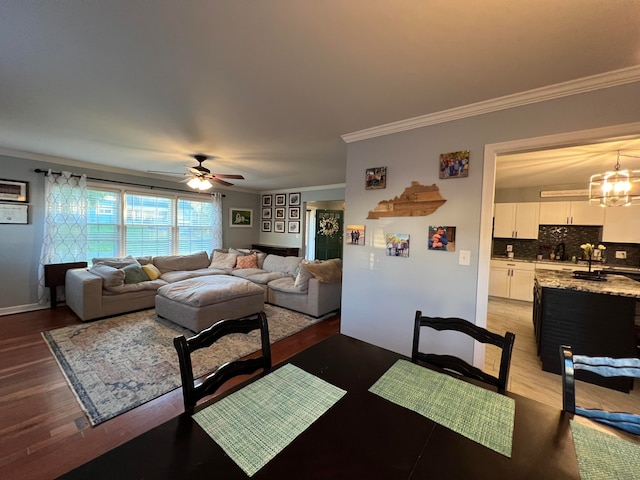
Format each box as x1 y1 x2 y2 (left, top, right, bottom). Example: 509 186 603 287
38 170 88 304
211 192 223 250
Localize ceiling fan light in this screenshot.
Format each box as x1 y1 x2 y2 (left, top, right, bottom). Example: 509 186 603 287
187 177 202 189
198 179 213 191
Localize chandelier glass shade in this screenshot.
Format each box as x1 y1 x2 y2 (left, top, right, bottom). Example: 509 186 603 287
588 152 640 207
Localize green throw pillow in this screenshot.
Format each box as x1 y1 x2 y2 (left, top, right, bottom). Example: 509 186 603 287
122 263 150 284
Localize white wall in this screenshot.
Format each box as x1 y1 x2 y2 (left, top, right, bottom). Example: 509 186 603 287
341 81 640 361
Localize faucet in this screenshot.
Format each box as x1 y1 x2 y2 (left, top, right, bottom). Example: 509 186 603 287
554 242 565 261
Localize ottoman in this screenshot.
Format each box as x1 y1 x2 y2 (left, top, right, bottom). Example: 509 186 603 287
155 275 264 332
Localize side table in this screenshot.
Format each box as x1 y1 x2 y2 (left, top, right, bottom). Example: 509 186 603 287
44 261 88 308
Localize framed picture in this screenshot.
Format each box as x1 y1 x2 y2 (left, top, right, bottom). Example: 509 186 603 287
275 194 287 206
262 208 272 219
365 167 386 190
289 192 301 206
229 208 253 228
288 221 300 234
428 225 456 251
346 224 365 245
288 206 300 219
0 204 28 224
262 194 272 207
274 220 285 233
261 220 272 232
385 233 410 257
275 207 286 219
0 179 28 202
439 150 469 179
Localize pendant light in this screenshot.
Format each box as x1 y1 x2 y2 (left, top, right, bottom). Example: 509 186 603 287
588 151 640 207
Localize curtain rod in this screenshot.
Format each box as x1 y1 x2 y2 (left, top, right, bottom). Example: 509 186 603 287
33 169 225 197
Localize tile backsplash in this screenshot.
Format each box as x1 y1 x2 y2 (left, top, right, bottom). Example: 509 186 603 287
492 225 640 267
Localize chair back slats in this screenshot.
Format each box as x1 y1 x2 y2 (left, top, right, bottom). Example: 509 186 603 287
173 312 271 413
411 311 515 392
560 345 640 436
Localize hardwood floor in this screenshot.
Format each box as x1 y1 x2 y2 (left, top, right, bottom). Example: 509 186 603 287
0 307 340 480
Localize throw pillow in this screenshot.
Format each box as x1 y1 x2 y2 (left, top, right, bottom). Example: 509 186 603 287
303 260 342 283
89 264 126 292
209 251 238 269
235 253 258 269
91 255 138 269
294 263 315 290
142 263 161 280
122 263 150 284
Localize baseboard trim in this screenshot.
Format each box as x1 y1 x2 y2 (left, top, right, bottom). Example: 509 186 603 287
0 303 49 317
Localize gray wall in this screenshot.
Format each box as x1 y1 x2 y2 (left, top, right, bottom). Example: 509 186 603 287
341 81 640 359
0 154 260 312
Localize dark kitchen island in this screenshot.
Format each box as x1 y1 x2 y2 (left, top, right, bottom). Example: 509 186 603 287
533 270 640 392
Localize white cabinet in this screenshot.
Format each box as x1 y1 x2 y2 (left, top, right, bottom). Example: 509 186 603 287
602 207 640 243
538 201 604 226
493 203 540 239
489 260 535 301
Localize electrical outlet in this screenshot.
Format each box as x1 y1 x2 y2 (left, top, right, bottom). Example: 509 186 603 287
616 251 627 259
506 245 513 252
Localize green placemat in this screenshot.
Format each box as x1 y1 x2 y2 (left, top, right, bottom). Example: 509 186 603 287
571 420 640 480
369 359 515 457
193 363 346 477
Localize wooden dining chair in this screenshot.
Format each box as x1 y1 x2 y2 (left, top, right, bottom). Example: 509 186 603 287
560 345 640 435
173 312 272 413
411 311 516 392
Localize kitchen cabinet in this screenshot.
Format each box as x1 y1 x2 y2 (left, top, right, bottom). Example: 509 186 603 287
535 262 590 273
602 206 640 243
489 260 535 301
493 202 539 239
538 201 604 225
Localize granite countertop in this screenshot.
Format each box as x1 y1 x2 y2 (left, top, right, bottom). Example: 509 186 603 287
535 270 640 299
491 256 640 273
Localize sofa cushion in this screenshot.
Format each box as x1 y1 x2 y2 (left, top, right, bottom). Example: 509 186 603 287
92 255 139 268
262 254 303 277
235 253 258 269
231 268 288 285
251 250 268 269
122 263 150 284
89 264 126 292
142 263 161 280
302 259 342 283
160 268 229 283
268 276 306 294
229 247 252 256
153 251 210 273
209 251 238 269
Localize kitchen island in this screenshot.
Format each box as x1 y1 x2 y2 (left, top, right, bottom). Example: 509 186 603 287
533 270 640 392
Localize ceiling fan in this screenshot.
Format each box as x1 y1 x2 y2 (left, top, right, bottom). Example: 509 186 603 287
148 154 245 190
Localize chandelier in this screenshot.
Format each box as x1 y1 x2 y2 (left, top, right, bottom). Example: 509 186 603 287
588 151 640 207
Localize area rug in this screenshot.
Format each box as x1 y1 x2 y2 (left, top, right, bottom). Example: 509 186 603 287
42 305 329 426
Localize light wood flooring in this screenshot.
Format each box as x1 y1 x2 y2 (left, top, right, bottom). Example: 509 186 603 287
486 296 640 442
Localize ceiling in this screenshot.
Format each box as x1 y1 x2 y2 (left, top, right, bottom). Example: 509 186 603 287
1 1 640 192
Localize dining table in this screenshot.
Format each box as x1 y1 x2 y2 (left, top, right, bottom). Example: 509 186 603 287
60 333 582 479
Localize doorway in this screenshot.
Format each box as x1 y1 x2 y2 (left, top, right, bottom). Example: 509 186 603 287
305 201 344 260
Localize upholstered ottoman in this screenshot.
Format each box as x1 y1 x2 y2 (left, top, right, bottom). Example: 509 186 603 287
155 275 264 332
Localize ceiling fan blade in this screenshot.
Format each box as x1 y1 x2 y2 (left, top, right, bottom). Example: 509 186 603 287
211 177 234 187
209 174 245 179
147 170 186 176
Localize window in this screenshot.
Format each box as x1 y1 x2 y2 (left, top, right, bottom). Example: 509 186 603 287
86 185 217 260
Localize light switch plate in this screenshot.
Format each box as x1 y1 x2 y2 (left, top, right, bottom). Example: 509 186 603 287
459 250 471 266
616 251 627 259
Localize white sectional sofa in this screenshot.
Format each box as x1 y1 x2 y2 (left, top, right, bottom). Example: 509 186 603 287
65 249 342 322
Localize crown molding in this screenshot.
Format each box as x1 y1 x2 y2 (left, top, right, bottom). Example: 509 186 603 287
342 65 640 144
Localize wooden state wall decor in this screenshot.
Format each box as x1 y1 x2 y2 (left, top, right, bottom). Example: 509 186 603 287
367 181 446 219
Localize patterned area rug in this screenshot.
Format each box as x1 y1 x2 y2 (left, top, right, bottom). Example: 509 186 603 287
42 305 328 426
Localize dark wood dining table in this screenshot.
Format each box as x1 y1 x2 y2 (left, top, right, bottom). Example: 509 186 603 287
60 334 580 479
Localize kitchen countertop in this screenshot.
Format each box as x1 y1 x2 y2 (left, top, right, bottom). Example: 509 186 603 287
491 256 640 273
535 269 640 299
